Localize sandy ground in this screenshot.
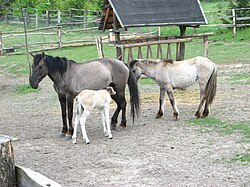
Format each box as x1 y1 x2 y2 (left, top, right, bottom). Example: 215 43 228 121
0 63 249 187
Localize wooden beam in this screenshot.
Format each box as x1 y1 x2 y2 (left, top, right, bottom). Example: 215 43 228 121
113 12 122 59
102 6 110 31
178 25 186 61
114 38 192 48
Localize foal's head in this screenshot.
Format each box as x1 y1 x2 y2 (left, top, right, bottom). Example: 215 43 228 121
105 86 116 95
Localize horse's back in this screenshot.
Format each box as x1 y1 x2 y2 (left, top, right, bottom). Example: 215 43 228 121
77 89 111 109
67 58 128 95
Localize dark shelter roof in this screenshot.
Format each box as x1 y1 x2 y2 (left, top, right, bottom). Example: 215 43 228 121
99 0 207 30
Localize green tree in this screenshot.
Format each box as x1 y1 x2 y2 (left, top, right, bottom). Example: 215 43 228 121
229 0 250 24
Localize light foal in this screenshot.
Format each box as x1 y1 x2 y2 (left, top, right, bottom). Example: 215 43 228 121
72 87 116 144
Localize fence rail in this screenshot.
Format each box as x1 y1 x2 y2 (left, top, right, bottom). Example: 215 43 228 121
0 7 249 56
204 8 250 36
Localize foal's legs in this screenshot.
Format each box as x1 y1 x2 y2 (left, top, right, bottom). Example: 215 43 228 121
165 88 179 120
156 87 166 118
102 106 112 139
80 110 90 144
72 105 82 144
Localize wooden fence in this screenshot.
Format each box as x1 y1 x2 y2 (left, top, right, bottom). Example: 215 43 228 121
110 33 213 63
0 25 104 55
204 8 250 36
4 8 101 29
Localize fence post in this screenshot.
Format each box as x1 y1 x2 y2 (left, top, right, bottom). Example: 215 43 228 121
35 9 38 29
46 10 49 27
232 9 236 36
57 10 61 24
203 36 209 58
0 32 3 56
57 27 62 48
0 135 16 187
83 9 87 30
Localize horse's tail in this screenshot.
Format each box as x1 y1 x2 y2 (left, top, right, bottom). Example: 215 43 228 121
75 96 84 115
127 67 140 122
205 64 217 105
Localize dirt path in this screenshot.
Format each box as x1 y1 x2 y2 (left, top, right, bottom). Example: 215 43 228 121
0 64 249 187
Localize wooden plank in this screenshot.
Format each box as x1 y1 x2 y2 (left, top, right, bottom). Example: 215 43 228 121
167 44 172 59
137 46 143 59
127 47 133 64
157 44 162 59
146 45 153 59
115 38 192 48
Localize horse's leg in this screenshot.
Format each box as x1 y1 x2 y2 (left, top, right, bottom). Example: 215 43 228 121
166 88 179 120
80 110 90 144
67 96 74 138
101 110 108 136
201 101 209 118
110 91 127 129
72 105 81 144
195 89 206 118
156 87 165 118
58 95 67 137
104 106 112 139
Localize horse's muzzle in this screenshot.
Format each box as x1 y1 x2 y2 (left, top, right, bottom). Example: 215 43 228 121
29 78 38 89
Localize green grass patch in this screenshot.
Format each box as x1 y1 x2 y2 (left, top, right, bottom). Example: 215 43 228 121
233 151 250 163
227 73 250 85
15 84 41 94
188 118 250 138
139 78 156 85
188 118 250 163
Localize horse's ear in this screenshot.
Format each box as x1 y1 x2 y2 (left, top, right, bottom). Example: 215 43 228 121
30 53 35 58
41 52 46 60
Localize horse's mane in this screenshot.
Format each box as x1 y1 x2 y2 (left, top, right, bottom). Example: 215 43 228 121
45 55 76 74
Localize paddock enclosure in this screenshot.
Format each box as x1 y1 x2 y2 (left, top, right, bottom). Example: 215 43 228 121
0 63 249 186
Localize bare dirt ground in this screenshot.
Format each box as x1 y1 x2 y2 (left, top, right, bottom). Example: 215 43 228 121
0 63 249 187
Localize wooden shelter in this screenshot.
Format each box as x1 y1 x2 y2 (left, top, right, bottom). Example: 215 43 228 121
99 0 208 61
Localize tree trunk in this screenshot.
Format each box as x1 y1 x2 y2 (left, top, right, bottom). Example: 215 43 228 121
0 135 16 187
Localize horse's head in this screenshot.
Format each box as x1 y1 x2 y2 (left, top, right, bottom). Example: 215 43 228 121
129 60 143 81
29 52 48 89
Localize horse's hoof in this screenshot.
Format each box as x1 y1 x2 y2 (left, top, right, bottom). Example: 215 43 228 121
111 123 116 130
86 141 90 144
120 122 126 128
194 111 201 118
58 132 66 138
72 139 77 144
109 135 113 139
64 134 72 140
156 112 163 118
173 113 179 120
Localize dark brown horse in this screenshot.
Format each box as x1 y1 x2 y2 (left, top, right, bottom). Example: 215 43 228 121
29 52 140 138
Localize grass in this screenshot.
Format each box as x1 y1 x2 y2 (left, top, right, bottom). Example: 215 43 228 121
188 118 250 163
227 73 250 85
15 84 41 94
